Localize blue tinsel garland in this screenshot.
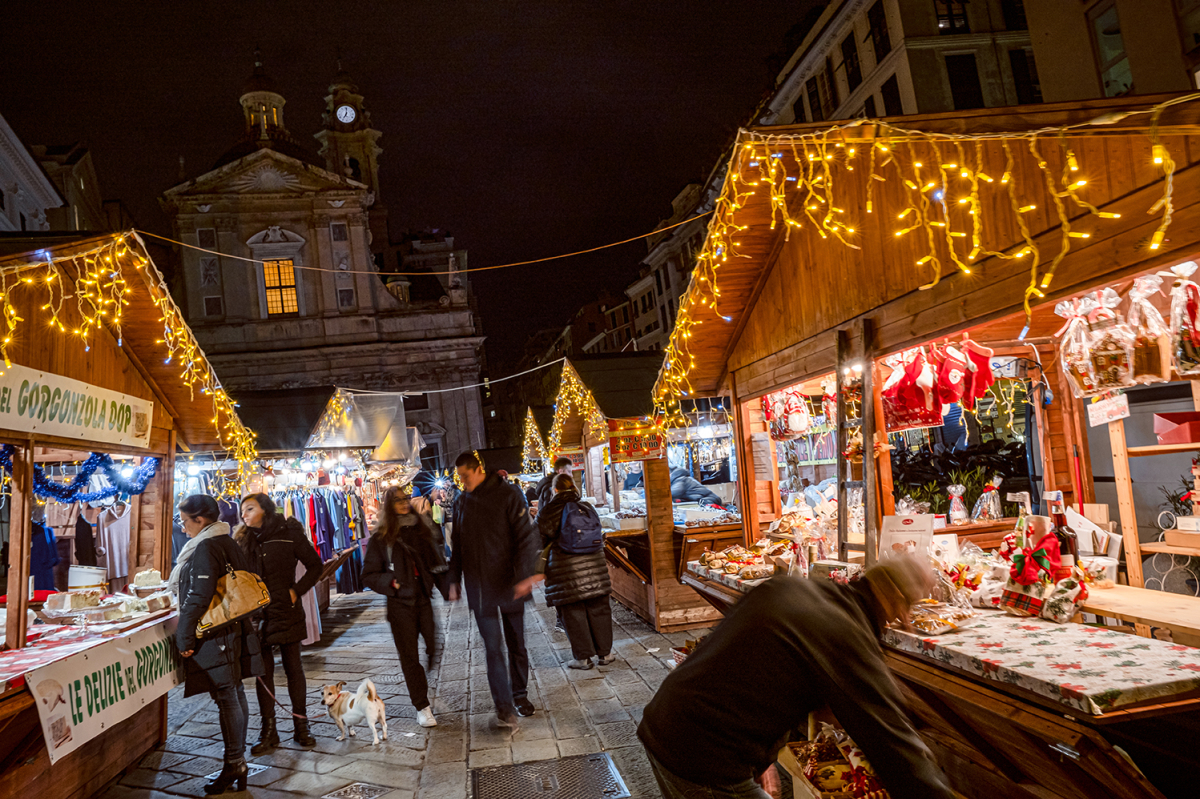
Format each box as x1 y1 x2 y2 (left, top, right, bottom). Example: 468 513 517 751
0 444 160 502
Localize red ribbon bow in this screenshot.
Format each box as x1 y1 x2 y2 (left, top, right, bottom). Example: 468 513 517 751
1009 532 1061 586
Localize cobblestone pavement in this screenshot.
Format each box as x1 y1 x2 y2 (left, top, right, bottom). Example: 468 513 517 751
98 590 710 799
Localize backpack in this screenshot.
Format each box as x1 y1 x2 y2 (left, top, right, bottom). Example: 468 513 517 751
558 500 604 554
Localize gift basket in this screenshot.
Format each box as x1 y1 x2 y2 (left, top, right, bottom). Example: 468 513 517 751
1127 274 1172 384
1167 261 1200 376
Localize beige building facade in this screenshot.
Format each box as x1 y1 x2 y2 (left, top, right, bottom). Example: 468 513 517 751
161 55 486 466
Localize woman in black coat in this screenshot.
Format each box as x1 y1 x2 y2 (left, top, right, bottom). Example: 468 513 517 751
362 485 445 728
172 494 264 795
236 493 323 751
537 474 613 670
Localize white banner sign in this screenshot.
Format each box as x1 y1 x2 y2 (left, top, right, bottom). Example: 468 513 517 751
1087 394 1130 428
28 616 181 763
0 363 154 448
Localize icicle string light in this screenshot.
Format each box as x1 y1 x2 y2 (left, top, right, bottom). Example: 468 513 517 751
522 407 548 475
653 95 1197 424
0 232 258 484
546 361 608 457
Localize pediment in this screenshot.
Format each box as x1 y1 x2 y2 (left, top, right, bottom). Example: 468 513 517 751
165 149 364 198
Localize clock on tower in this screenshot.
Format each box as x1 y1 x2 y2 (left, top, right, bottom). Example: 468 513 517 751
336 104 356 124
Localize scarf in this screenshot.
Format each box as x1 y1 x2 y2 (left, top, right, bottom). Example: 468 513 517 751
169 521 231 594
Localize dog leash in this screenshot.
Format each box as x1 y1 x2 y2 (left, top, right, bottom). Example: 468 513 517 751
255 676 320 721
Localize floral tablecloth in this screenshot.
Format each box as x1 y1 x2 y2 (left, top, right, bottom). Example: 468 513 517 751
883 611 1200 715
0 613 177 692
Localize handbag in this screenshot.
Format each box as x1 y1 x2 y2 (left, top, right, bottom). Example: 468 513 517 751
196 565 271 638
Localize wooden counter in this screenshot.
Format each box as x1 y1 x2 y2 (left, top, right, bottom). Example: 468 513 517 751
1080 584 1200 647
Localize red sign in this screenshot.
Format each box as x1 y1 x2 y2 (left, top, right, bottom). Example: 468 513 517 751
553 446 586 469
607 419 665 463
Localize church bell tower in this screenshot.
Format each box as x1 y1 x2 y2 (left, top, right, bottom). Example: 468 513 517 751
315 64 387 249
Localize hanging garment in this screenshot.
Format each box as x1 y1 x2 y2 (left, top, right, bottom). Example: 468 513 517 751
98 501 132 583
75 510 98 567
30 521 59 591
297 561 321 645
934 345 970 406
963 342 997 409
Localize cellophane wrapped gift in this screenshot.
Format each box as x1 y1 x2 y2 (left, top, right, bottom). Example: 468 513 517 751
836 737 890 798
1084 287 1135 396
971 476 1003 521
1167 261 1200 376
1128 275 1172 384
1041 574 1090 624
1057 296 1099 397
999 517 1062 617
947 484 968 525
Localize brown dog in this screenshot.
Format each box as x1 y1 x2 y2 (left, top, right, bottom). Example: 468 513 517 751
321 680 387 744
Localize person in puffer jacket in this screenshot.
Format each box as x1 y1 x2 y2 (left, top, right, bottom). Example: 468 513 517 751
236 493 323 751
538 474 613 670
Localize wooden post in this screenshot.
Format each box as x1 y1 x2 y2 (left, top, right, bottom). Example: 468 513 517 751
157 430 176 576
872 361 895 517
861 319 878 567
5 441 34 650
836 329 849 561
1108 419 1143 588
643 455 674 629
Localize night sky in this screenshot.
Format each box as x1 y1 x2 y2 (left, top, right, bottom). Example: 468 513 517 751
1 1 811 368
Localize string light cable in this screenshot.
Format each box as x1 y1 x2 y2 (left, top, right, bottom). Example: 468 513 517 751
652 92 1200 426
339 357 566 396
135 211 714 278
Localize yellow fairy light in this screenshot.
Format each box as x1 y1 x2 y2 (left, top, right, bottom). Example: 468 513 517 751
1018 204 1036 213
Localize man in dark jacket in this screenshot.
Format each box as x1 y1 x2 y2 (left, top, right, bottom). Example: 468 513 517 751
638 556 954 799
670 467 723 506
534 456 574 516
448 451 543 728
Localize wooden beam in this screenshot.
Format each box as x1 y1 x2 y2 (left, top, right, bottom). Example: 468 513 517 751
861 318 878 566
157 430 176 576
4 441 34 650
1109 419 1143 588
836 329 849 561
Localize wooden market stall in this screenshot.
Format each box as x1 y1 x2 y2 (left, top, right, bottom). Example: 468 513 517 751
545 355 723 632
0 233 257 799
649 94 1200 798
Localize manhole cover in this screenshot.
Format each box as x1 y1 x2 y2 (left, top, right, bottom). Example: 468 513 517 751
322 784 393 799
471 753 630 798
204 762 270 780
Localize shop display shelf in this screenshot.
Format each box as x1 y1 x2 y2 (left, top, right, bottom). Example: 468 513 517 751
1126 441 1200 457
1140 540 1200 558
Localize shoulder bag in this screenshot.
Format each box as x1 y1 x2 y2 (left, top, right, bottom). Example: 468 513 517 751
196 565 271 638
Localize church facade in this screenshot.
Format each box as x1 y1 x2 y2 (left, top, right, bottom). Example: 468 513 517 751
160 54 485 468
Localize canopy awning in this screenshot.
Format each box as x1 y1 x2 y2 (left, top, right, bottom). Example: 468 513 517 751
305 389 422 464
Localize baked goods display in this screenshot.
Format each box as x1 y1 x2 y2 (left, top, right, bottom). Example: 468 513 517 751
908 599 976 635
792 724 890 798
43 589 103 612
689 538 799 590
133 568 163 587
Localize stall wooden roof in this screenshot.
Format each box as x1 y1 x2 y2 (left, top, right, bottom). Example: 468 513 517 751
656 94 1200 403
0 232 255 452
550 354 662 452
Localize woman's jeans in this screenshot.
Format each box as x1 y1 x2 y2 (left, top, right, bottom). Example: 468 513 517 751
256 640 307 726
211 682 249 765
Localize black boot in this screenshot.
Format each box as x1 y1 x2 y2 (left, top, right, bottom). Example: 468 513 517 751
293 717 316 747
204 760 248 795
250 716 279 755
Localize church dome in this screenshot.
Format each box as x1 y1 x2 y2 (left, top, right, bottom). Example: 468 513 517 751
328 68 358 94
242 48 281 97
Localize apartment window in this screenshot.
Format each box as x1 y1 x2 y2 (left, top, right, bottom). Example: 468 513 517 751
203 296 223 317
945 53 986 109
19 213 26 231
404 393 430 411
330 222 349 242
1008 48 1043 105
1001 0 1027 30
263 259 299 315
197 228 217 249
668 298 676 320
1181 0 1200 53
654 270 663 296
337 288 356 309
1090 2 1132 97
0 190 5 211
863 95 878 119
866 2 891 64
880 74 902 116
840 34 862 92
625 329 631 342
805 76 824 122
660 305 668 331
623 307 629 324
936 1 970 35
824 57 840 109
